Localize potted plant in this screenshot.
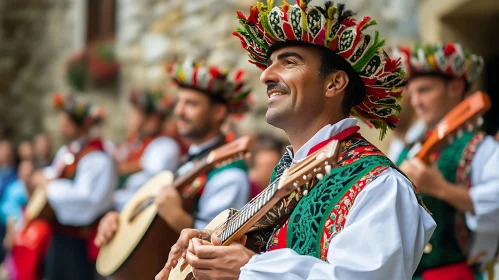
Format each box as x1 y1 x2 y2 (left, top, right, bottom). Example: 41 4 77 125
65 51 88 91
87 39 120 83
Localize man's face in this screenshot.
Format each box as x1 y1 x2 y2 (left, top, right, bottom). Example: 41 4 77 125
58 113 81 142
18 141 33 161
407 76 455 128
260 45 327 130
18 161 34 182
173 88 218 140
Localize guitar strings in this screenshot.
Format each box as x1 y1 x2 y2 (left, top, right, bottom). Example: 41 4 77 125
210 180 278 236
210 147 325 238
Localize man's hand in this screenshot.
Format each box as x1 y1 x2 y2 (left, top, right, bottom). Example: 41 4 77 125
94 211 119 247
400 158 448 198
187 235 255 280
156 228 212 280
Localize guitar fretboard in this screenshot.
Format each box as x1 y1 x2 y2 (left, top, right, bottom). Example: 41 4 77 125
217 179 280 243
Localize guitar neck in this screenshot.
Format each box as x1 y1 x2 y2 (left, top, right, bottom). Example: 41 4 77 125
128 160 211 221
215 178 282 245
415 133 439 164
172 160 210 191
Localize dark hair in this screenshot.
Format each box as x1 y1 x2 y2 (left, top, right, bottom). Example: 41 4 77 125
268 41 366 117
317 46 366 116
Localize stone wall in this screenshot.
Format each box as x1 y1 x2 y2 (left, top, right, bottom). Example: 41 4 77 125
0 0 420 151
116 0 420 150
0 0 73 143
0 0 126 148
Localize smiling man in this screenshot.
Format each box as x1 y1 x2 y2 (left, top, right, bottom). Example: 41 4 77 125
156 1 436 280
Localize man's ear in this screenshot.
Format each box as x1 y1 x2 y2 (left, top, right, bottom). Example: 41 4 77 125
325 70 349 98
448 78 466 100
212 103 228 124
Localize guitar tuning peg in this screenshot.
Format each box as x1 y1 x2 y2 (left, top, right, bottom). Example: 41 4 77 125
303 189 309 196
457 129 464 138
325 165 332 175
477 116 484 127
316 173 324 180
467 122 474 132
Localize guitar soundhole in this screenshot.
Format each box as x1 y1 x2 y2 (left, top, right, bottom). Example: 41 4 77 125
128 197 155 222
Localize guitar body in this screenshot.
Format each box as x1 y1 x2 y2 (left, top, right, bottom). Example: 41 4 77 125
25 187 55 223
97 171 176 279
107 216 177 280
169 209 233 280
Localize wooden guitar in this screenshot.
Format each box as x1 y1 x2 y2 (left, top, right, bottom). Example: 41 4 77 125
169 139 341 280
96 136 252 280
412 91 491 163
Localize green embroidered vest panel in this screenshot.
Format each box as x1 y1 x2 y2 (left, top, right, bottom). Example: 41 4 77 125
398 131 477 272
271 137 414 259
287 155 394 258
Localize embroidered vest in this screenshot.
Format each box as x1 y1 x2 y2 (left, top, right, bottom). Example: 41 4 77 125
264 135 419 259
397 131 485 273
176 137 248 219
59 139 105 180
117 136 157 188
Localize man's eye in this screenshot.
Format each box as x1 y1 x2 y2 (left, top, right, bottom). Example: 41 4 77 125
284 60 296 65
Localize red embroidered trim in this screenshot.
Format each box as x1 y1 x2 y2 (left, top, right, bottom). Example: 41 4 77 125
319 165 390 260
456 133 484 189
307 126 360 156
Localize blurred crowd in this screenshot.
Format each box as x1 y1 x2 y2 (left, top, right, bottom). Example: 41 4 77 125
0 85 286 279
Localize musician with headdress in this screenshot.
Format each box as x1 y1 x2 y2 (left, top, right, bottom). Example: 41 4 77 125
395 43 499 280
113 90 180 211
18 93 117 280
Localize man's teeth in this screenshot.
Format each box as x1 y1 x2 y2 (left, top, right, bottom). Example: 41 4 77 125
270 92 284 98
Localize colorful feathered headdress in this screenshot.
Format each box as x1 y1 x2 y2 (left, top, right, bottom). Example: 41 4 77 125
233 0 406 139
129 89 174 118
392 43 484 84
53 93 106 126
168 60 253 114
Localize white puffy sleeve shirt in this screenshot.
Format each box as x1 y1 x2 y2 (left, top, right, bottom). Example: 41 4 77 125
465 136 499 264
46 149 117 226
194 168 250 229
